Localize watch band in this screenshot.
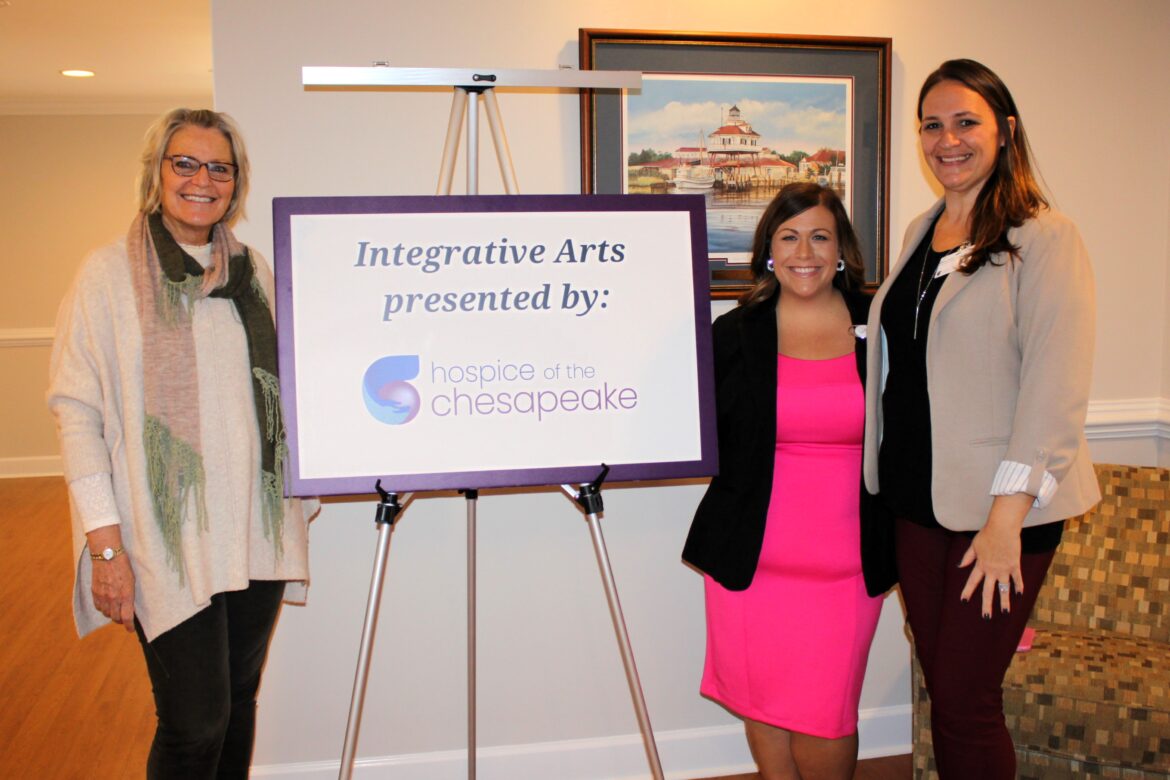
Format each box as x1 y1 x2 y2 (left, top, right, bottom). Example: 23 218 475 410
89 546 125 561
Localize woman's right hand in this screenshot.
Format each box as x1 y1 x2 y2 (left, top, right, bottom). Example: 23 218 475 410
87 527 136 632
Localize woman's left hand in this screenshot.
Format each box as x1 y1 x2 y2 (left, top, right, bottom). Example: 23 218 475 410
959 493 1032 617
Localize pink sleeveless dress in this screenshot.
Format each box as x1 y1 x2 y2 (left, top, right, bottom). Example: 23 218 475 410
700 353 883 738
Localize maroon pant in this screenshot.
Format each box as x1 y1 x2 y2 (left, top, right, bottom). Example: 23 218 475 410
895 518 1055 780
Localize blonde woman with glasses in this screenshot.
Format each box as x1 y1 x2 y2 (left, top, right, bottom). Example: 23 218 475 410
48 108 315 778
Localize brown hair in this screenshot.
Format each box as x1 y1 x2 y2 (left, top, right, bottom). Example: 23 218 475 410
136 108 250 225
739 182 865 307
918 59 1048 273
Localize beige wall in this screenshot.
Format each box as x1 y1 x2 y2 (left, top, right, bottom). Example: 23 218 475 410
7 5 1170 470
1 115 151 326
0 114 153 466
1164 170 1170 430
1162 170 1170 465
3 1 1167 776
0 347 56 466
209 1 1170 775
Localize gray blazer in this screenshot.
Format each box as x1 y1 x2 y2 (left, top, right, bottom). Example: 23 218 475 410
863 201 1100 531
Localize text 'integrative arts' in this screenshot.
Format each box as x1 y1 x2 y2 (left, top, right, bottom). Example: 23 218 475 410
350 237 627 322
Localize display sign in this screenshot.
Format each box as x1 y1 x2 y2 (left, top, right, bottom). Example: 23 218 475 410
273 194 716 495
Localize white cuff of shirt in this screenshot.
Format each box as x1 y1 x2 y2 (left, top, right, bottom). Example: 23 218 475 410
990 460 1057 509
68 472 121 533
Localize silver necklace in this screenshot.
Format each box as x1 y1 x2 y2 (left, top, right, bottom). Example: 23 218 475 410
913 223 939 341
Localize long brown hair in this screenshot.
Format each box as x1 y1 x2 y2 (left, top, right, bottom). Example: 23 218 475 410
918 59 1048 274
740 182 865 307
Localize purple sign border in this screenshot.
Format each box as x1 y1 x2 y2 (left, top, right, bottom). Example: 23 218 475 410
273 193 716 496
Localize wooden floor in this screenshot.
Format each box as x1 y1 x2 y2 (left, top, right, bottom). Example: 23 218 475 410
1 477 909 778
0 477 155 779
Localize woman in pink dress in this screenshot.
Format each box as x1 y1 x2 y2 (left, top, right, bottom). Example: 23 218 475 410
683 183 896 779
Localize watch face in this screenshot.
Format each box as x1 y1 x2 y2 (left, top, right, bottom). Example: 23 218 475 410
102 547 115 560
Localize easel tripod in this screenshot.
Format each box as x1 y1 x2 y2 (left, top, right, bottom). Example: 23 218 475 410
303 66 663 780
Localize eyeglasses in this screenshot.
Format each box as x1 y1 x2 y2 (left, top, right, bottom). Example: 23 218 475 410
162 155 238 182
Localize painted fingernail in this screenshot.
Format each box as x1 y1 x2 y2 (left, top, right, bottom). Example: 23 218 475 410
983 613 991 621
1001 607 1009 614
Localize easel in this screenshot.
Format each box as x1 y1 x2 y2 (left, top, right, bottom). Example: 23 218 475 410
302 66 663 780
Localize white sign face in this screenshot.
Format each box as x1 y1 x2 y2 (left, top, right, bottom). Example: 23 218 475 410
274 195 716 495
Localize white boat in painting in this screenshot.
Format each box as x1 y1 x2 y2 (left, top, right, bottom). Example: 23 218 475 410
674 130 715 190
675 164 715 190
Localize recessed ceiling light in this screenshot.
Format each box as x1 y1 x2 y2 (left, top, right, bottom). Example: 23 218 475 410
61 69 96 78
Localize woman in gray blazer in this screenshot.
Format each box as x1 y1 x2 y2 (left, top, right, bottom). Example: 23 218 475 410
862 60 1099 779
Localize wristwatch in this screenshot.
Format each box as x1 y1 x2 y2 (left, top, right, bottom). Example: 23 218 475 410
89 546 124 561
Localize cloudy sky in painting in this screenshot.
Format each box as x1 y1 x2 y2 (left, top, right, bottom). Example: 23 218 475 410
623 74 850 157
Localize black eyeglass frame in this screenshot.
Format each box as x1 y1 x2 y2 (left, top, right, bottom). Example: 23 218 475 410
162 154 238 182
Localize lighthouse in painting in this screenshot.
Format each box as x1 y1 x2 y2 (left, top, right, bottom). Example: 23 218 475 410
707 105 762 164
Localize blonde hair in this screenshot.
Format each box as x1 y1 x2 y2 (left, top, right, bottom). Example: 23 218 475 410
136 108 250 225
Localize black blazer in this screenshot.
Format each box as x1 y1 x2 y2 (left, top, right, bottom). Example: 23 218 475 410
681 286 896 596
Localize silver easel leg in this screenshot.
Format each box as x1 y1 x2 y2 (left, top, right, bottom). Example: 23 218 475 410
561 470 663 779
436 85 516 196
465 90 479 195
482 89 518 194
339 489 411 780
584 510 665 780
463 490 479 780
437 89 468 195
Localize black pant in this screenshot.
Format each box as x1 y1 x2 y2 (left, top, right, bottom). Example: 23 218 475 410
135 580 285 780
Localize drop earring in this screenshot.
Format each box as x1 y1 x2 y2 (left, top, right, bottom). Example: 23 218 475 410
766 257 775 272
836 258 845 272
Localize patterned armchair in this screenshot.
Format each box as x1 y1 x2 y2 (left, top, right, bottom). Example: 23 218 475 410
911 463 1170 779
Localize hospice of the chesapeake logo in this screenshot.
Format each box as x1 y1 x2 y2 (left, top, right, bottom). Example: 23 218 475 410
362 355 639 426
362 355 422 425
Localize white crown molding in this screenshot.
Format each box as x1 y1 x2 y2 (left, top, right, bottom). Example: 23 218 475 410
0 327 54 348
0 95 212 117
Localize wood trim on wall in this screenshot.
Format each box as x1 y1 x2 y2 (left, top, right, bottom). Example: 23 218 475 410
0 328 54 348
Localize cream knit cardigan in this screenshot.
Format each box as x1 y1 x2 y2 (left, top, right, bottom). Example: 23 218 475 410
48 238 313 641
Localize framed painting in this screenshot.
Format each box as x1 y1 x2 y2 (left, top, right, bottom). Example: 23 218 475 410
580 29 891 297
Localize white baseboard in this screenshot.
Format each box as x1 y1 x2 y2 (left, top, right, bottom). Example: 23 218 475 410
250 706 910 780
0 455 62 478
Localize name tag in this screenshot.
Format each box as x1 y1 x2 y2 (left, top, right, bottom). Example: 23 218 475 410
935 244 973 278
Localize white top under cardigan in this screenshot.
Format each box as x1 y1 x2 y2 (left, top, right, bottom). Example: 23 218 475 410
48 238 313 641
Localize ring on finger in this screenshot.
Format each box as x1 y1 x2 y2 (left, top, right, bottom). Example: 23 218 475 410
997 582 1010 594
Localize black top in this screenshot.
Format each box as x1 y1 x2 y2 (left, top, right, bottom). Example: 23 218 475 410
878 219 1062 553
878 221 947 524
682 286 897 596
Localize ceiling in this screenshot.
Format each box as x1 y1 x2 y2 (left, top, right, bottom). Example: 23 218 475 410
0 0 212 114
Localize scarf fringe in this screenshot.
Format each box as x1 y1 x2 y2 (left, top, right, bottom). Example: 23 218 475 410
144 415 208 583
160 275 202 325
255 366 287 558
262 462 286 559
254 367 282 443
